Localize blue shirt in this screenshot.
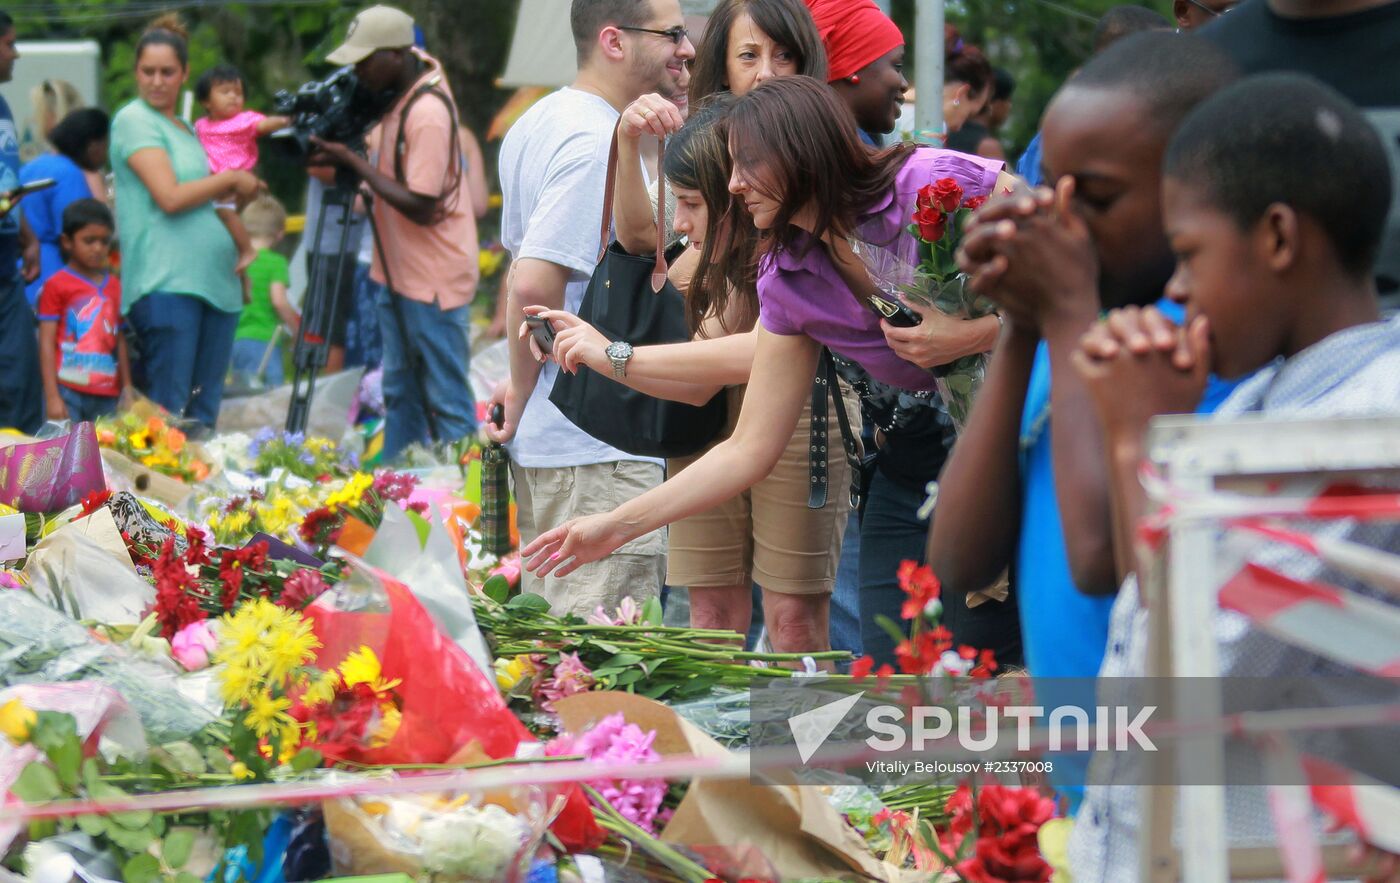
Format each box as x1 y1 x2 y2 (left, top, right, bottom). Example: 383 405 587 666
0 95 21 278
1016 132 1043 187
1016 299 1239 813
20 153 94 307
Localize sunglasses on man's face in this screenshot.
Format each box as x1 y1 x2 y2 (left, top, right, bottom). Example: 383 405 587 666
619 24 689 44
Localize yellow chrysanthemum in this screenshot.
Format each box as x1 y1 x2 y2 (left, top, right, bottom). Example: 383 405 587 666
218 660 262 707
216 600 320 692
265 618 321 683
126 429 150 450
302 671 342 708
244 691 295 741
230 761 254 781
338 645 401 693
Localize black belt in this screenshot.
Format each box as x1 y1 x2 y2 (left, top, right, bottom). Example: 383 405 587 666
808 349 864 510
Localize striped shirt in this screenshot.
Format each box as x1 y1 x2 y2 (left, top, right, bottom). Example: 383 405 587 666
1070 316 1400 882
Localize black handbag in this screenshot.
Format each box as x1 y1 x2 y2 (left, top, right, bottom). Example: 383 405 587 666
549 130 727 459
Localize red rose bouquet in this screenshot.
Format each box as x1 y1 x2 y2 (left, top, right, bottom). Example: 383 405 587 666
908 177 996 430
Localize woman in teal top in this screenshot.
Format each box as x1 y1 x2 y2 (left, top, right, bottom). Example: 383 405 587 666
111 14 260 432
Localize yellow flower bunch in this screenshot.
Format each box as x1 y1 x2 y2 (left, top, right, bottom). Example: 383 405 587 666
214 599 321 706
301 645 404 749
325 472 374 511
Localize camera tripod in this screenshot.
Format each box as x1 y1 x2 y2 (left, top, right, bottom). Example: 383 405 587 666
284 169 438 444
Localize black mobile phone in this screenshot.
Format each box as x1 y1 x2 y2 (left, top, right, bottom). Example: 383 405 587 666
867 293 923 328
524 315 556 353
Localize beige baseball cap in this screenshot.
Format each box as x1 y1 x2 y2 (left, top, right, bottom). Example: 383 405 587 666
326 5 416 65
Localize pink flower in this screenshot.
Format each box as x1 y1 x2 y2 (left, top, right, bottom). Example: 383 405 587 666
489 556 522 588
535 652 595 712
278 569 329 611
171 620 219 671
586 596 642 626
546 712 667 833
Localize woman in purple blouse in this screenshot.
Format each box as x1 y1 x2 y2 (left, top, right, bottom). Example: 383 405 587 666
524 77 1022 665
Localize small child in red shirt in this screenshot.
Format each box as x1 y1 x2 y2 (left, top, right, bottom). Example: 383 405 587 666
37 199 131 423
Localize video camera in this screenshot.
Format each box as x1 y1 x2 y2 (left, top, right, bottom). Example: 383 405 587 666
267 66 396 161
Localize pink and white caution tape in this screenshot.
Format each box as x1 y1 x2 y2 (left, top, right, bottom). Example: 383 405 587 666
1262 735 1326 883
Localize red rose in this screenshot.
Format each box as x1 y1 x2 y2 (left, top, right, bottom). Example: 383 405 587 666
913 203 948 243
915 183 939 211
931 177 965 212
963 194 988 211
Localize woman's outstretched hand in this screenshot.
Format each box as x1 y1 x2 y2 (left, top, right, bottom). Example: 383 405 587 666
520 512 632 579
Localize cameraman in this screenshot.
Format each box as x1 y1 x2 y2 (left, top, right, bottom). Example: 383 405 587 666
310 5 478 460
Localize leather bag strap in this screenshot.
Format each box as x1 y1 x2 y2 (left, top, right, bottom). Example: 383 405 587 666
598 126 670 292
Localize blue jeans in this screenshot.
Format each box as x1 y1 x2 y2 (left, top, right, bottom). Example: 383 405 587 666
859 466 1022 666
345 260 383 370
57 386 117 423
128 293 239 432
831 513 864 657
229 338 284 387
374 284 477 461
0 274 41 433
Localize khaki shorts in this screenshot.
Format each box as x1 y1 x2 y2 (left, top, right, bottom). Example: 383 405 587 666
666 384 857 595
512 460 667 618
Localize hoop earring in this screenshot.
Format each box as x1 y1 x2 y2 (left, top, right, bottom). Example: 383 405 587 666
847 74 860 85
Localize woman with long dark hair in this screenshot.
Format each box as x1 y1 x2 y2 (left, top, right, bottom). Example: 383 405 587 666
525 77 1022 665
537 98 855 656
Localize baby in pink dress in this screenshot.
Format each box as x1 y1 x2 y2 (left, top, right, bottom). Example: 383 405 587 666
194 64 288 273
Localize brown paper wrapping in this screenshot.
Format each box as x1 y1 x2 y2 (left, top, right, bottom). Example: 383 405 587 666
554 691 924 882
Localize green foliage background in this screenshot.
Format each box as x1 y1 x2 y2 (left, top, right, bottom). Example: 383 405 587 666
891 0 1176 159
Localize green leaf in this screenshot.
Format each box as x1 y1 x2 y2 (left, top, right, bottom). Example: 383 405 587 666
590 641 621 654
76 813 108 838
288 747 323 773
602 652 645 669
163 828 196 869
405 509 431 547
482 574 510 604
175 873 203 883
154 741 207 775
611 669 644 686
11 762 61 802
107 823 156 853
874 614 909 648
49 738 81 790
506 593 551 614
122 852 161 883
82 758 101 790
90 780 152 830
640 596 663 626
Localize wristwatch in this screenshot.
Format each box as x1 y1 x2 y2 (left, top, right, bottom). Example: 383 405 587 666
605 341 634 379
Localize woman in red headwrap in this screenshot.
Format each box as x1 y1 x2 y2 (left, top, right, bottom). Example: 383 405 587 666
805 0 908 139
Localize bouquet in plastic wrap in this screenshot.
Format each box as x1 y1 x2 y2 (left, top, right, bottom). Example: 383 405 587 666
0 422 104 513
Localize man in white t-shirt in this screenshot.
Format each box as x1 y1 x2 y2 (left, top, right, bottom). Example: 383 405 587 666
490 0 694 615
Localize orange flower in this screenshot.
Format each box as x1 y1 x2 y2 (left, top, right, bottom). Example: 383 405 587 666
163 426 186 454
146 415 166 436
96 428 116 446
190 460 210 482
